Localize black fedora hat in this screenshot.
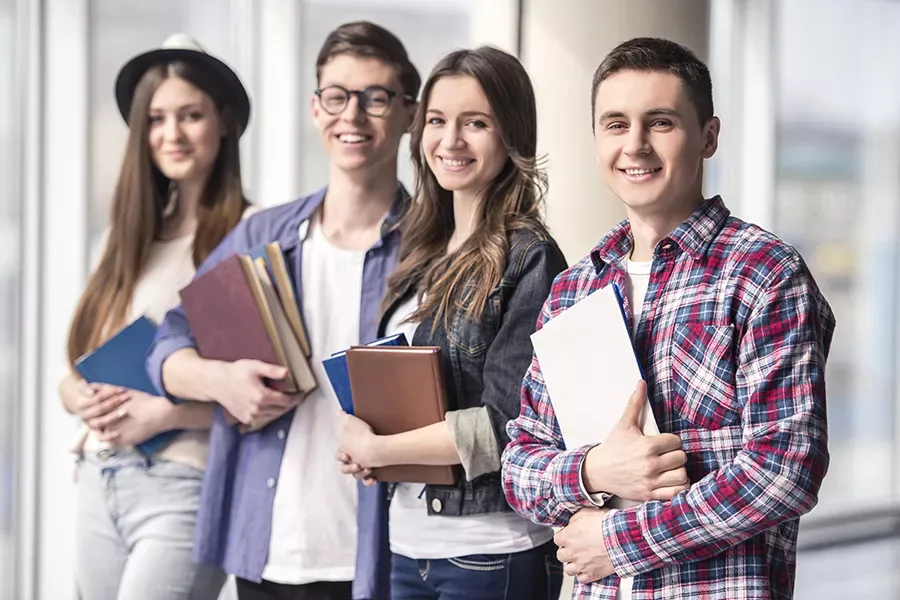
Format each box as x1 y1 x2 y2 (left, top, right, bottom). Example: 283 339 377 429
114 33 251 135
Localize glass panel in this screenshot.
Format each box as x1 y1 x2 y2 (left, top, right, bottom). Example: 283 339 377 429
88 0 234 249
774 0 900 512
299 0 472 193
0 0 18 597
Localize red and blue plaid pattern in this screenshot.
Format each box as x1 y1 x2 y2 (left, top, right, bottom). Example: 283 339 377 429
501 197 835 599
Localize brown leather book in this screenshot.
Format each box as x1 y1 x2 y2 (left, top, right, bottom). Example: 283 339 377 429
345 346 459 485
179 253 298 394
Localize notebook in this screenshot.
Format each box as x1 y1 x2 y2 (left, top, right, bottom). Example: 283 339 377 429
323 333 408 415
345 345 459 485
530 283 659 452
74 316 179 456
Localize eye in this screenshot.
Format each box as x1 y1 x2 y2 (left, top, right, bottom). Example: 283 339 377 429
148 114 164 125
605 122 627 131
184 112 204 122
650 119 673 128
466 119 488 129
426 117 444 126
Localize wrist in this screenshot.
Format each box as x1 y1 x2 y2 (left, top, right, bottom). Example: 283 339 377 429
367 434 390 468
582 444 608 495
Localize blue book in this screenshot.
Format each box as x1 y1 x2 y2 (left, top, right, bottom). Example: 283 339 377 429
74 316 180 456
323 333 409 414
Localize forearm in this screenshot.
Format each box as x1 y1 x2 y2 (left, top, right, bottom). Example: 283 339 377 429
160 348 224 402
446 407 500 480
371 421 461 468
602 418 828 577
162 400 217 431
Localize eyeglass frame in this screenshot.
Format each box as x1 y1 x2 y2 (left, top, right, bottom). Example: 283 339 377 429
314 85 416 117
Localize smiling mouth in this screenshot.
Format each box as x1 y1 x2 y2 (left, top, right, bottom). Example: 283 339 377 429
439 156 475 168
337 133 372 144
619 167 661 175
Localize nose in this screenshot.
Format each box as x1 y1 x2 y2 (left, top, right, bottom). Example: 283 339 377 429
341 94 366 124
162 115 183 143
441 124 465 151
623 123 651 157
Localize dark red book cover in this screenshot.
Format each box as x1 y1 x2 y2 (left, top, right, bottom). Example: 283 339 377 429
179 253 296 393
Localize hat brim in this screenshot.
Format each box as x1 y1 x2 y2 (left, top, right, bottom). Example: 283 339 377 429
114 48 251 136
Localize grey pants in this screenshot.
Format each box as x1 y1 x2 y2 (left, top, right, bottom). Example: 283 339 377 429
75 449 226 600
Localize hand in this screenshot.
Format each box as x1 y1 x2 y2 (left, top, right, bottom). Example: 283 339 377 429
74 382 130 428
94 390 172 446
336 449 378 486
337 413 382 471
555 508 616 583
582 381 689 502
206 359 297 425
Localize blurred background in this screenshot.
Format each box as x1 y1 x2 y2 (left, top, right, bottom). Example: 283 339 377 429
2 0 899 598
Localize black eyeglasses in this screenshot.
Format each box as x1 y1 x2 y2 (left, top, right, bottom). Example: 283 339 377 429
314 85 414 117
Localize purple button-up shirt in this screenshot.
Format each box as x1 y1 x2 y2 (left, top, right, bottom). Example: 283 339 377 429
146 187 407 599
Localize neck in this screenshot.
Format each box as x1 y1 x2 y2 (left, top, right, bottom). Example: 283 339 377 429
320 164 399 250
163 175 206 239
627 192 704 261
447 190 482 254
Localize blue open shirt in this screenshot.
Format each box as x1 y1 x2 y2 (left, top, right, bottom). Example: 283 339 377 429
146 186 408 599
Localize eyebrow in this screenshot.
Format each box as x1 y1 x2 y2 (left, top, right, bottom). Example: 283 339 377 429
598 107 680 120
426 108 493 120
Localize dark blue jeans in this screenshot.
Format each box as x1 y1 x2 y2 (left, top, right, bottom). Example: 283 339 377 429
390 540 563 600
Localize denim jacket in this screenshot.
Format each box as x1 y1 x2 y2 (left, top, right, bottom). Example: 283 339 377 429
379 224 568 516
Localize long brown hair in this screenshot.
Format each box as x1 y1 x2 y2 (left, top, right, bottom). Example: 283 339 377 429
67 61 247 365
385 46 547 328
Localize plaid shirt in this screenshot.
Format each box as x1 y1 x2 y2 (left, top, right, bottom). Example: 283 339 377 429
501 197 835 600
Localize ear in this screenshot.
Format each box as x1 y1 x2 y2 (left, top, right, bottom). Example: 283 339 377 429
701 116 720 159
310 93 320 119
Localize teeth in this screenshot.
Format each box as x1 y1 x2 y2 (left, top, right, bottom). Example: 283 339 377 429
625 168 658 175
441 157 472 167
339 133 368 143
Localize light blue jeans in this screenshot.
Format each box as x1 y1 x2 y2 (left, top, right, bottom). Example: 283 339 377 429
75 449 225 600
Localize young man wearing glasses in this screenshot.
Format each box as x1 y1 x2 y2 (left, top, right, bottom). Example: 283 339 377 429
147 21 419 600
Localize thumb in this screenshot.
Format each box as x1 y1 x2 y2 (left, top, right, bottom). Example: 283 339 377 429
617 380 647 430
250 361 288 381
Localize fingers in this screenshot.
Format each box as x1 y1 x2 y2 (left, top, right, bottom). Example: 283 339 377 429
616 380 647 430
648 433 684 454
655 449 688 472
653 465 690 489
80 391 130 421
248 361 289 381
87 405 129 431
651 482 691 502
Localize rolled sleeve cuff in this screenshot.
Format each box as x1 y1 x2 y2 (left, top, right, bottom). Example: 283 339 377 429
601 505 665 578
147 335 197 399
577 447 610 507
550 444 609 514
447 407 501 481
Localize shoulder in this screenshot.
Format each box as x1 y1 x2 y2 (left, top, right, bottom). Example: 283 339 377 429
237 191 324 247
506 223 567 276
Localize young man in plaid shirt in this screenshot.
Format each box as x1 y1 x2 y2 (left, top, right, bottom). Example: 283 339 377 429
500 37 835 600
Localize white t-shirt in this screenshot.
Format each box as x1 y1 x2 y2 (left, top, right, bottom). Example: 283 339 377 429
615 257 652 600
262 212 365 584
385 295 554 560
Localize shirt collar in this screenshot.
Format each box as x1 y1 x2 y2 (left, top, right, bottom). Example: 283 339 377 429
590 196 730 273
297 184 410 243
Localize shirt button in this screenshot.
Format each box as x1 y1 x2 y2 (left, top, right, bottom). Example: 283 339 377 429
267 477 276 489
277 429 286 440
431 498 443 513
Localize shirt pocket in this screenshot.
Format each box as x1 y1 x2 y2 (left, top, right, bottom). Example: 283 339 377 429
669 323 740 430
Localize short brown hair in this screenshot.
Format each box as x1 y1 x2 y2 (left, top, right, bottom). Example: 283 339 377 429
316 21 421 99
591 37 713 130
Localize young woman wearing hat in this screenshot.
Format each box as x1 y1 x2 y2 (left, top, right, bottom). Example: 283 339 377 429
59 34 255 600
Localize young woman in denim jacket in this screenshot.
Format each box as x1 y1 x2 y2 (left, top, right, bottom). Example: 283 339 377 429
337 46 567 600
